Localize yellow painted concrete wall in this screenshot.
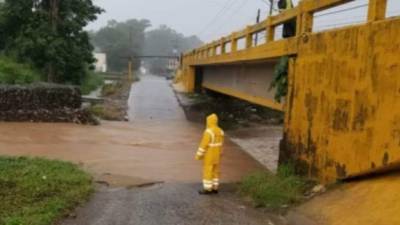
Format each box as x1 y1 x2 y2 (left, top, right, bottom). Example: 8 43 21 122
281 17 400 182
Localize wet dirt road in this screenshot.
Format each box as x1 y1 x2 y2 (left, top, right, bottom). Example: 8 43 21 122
128 75 185 121
62 183 287 225
0 75 284 225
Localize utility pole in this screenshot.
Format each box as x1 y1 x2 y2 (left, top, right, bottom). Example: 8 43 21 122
128 27 133 82
128 56 133 83
48 0 59 82
254 9 261 46
269 0 274 16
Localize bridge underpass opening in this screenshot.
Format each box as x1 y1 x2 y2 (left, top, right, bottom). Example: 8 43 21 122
193 60 284 111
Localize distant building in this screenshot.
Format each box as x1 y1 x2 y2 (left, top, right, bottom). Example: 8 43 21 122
94 53 107 73
167 58 179 71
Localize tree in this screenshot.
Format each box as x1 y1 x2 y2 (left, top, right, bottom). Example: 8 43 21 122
0 0 103 84
143 25 202 74
91 19 151 72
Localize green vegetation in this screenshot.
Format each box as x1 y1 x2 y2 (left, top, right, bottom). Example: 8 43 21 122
185 92 284 130
270 56 289 103
91 21 202 73
101 82 123 96
240 164 308 209
144 25 202 74
0 157 93 225
89 105 106 118
91 19 150 72
101 78 139 97
89 81 132 121
80 72 104 95
0 57 41 84
0 0 103 84
89 104 122 121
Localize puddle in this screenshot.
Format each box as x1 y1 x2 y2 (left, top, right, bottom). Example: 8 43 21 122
94 173 162 189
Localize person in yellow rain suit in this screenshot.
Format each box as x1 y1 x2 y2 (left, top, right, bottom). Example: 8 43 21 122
195 114 224 195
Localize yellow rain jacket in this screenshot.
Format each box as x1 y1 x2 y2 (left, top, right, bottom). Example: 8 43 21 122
196 114 224 191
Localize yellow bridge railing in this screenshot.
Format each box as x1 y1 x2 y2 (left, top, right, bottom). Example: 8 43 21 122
181 0 388 67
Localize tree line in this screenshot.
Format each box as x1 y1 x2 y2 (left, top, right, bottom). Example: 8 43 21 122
0 0 102 85
0 0 202 85
91 21 202 74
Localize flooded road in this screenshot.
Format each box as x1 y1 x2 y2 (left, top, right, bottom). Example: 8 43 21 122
128 75 185 121
0 74 286 225
0 75 261 183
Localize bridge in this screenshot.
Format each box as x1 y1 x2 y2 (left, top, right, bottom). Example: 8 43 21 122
176 0 400 183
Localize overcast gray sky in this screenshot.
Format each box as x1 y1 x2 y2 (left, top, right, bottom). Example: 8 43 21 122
89 0 399 42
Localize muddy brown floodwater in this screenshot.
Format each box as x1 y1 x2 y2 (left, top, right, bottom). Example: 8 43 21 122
0 75 261 184
0 75 290 225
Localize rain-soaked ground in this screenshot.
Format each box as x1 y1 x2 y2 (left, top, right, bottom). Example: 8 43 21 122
0 75 290 225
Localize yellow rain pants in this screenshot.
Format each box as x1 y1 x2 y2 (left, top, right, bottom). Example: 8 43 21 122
196 114 225 191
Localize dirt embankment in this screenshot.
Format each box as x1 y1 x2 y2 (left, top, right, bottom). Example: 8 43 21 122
89 81 132 121
175 90 284 130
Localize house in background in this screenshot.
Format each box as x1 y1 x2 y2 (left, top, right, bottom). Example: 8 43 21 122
167 58 179 71
94 53 107 73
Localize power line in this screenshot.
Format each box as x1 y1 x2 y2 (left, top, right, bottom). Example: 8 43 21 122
197 0 239 36
314 11 400 30
315 3 368 18
198 0 400 43
203 0 249 41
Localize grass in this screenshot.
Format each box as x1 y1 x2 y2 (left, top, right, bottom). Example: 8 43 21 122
80 72 104 95
88 104 124 121
101 82 122 97
0 157 93 225
240 164 309 210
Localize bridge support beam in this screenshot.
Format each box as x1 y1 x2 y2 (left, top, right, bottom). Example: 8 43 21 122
182 65 195 92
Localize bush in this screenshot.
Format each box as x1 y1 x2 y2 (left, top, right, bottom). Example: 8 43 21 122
0 57 41 85
89 105 106 118
88 104 123 121
101 82 123 97
80 72 104 95
240 164 307 209
270 56 289 103
0 157 93 225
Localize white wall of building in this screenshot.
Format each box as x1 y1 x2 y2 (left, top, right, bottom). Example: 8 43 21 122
94 53 107 73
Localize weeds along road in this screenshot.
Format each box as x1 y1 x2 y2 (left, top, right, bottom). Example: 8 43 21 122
0 74 288 225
